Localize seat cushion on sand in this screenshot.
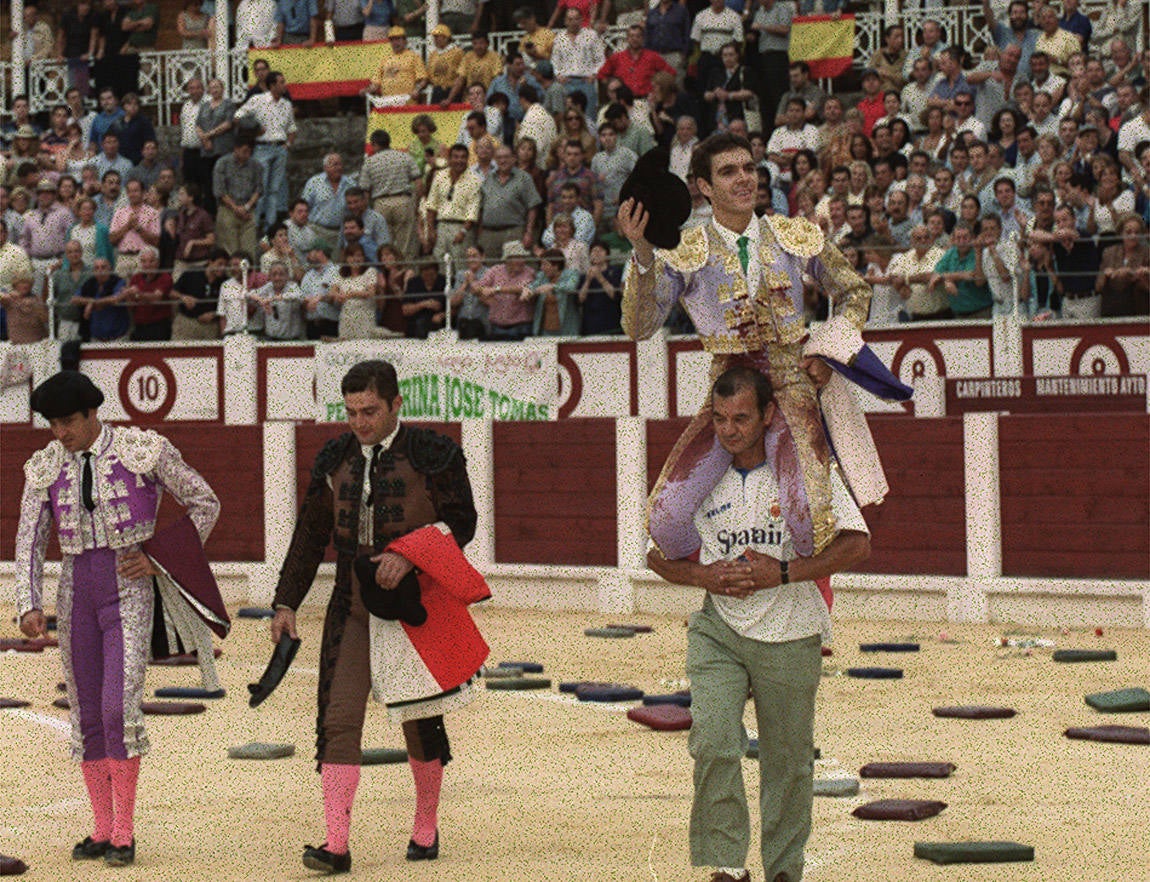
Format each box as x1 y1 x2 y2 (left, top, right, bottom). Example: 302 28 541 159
151 648 223 666
627 705 692 731
814 777 860 797
0 698 31 709
1064 725 1149 745
860 762 956 778
0 854 28 876
498 661 544 673
606 624 653 633
52 698 69 709
237 607 276 619
575 684 644 702
859 642 920 652
485 677 551 691
141 701 206 715
642 693 692 707
853 799 947 821
913 841 1034 864
1085 688 1150 713
154 687 226 699
482 667 524 680
361 747 409 765
583 627 635 638
848 667 903 679
559 681 611 694
933 706 1016 719
228 742 296 760
1052 649 1117 663
0 638 52 653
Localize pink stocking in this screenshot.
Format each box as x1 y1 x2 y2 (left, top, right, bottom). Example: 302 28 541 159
108 756 140 848
320 763 361 854
81 759 114 842
408 757 442 847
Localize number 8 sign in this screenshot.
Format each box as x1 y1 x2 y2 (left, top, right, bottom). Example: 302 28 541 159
118 357 177 421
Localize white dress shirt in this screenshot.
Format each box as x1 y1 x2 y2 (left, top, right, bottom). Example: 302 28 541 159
550 29 606 79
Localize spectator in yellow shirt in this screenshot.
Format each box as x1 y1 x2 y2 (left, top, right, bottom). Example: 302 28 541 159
1034 4 1082 77
446 32 504 104
367 26 429 104
426 24 464 104
515 7 556 63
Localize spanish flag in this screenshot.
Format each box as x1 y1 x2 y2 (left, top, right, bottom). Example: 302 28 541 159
789 14 855 80
365 103 471 153
247 41 390 100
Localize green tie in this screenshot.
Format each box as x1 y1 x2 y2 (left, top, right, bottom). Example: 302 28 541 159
737 235 750 275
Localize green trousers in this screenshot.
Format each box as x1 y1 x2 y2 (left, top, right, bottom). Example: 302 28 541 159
686 597 822 880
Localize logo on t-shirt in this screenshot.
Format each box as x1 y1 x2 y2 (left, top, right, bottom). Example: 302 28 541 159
716 525 783 556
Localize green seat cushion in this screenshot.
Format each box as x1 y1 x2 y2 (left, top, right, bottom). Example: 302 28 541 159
361 747 409 765
1085 688 1150 713
813 777 859 797
914 841 1034 864
228 742 296 760
1053 649 1117 662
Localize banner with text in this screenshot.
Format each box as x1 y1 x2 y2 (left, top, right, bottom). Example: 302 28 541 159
315 339 558 422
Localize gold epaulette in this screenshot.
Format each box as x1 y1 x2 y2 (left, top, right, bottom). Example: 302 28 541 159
662 224 709 273
766 215 824 259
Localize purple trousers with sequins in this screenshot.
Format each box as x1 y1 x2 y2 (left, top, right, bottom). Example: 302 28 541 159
63 548 151 761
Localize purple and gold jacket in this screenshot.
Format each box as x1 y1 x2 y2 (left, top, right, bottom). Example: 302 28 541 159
621 215 870 353
15 425 220 619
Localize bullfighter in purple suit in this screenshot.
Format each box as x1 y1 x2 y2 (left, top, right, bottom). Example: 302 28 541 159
14 371 223 868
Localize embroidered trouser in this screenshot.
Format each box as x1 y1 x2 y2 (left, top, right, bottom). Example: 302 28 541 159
648 347 835 561
60 547 151 761
687 598 820 878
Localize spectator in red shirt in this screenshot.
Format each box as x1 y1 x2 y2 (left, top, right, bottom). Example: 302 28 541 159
122 244 173 340
597 23 676 100
858 68 887 136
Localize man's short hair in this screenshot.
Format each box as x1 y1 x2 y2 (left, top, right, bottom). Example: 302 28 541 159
342 360 400 402
786 97 806 112
603 102 628 121
789 60 810 76
371 129 391 149
689 132 754 186
466 110 487 127
345 186 366 200
518 83 539 103
712 366 774 414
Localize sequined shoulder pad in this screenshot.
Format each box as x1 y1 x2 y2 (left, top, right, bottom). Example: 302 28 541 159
23 441 66 490
765 215 824 259
661 225 709 274
407 427 462 475
111 426 167 475
313 433 357 479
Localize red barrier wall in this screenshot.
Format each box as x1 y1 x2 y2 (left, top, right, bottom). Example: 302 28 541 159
862 417 966 575
293 422 462 563
493 419 617 566
1 424 264 561
1000 414 1149 579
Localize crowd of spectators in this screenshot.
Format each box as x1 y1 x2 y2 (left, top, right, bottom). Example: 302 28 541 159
0 0 1146 348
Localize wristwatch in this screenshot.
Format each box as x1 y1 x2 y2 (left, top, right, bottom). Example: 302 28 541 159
779 559 789 585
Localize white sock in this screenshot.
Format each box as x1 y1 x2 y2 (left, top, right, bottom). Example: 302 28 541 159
717 869 746 879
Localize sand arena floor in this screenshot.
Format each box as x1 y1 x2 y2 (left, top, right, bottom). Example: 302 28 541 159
1 605 1147 882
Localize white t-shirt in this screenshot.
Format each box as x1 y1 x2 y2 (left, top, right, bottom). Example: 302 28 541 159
693 463 868 644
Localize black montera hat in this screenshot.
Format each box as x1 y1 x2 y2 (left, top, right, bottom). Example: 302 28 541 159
30 371 105 420
619 147 692 250
355 554 428 626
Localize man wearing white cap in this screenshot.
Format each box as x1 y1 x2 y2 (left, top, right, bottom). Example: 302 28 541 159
477 240 537 339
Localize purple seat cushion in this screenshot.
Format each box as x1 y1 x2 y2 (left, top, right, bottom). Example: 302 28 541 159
853 799 948 821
